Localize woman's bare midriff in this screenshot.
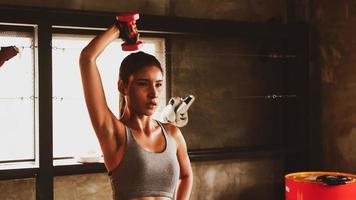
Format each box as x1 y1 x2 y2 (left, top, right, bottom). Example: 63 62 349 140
129 197 171 200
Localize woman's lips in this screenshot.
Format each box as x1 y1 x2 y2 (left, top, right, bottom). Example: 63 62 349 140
147 102 157 109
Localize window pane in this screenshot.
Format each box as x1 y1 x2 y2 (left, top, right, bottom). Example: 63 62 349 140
0 28 36 162
52 33 166 159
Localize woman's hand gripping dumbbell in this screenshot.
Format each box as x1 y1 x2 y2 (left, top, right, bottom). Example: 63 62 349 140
114 13 143 51
0 46 19 68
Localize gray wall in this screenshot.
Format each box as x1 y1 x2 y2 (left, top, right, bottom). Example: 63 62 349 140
0 158 284 200
191 159 284 200
54 173 112 200
170 35 287 150
0 0 285 21
309 0 356 173
0 178 35 200
0 0 288 200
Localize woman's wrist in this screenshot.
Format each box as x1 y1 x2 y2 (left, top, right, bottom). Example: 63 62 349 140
108 24 121 38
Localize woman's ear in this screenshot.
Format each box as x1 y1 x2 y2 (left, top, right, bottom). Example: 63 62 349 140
118 80 126 95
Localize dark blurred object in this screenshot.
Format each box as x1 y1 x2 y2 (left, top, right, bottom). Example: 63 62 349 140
0 46 19 68
316 175 352 186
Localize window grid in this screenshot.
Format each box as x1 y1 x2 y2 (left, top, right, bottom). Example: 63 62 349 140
0 27 166 165
52 33 167 160
0 26 38 164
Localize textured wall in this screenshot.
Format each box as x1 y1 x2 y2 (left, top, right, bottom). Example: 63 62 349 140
309 0 356 173
54 173 112 200
191 158 284 200
0 178 35 200
0 0 169 15
50 158 284 200
170 0 286 21
168 18 305 199
0 0 286 21
170 35 287 150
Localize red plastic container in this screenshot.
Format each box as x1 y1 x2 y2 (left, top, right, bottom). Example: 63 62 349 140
285 172 356 200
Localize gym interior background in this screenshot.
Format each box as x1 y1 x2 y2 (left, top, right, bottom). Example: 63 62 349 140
1 0 356 199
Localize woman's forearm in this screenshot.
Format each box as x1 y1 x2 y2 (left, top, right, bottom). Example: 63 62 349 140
80 25 120 62
175 174 193 200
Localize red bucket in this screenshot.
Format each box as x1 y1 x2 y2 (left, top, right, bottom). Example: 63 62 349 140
285 172 356 200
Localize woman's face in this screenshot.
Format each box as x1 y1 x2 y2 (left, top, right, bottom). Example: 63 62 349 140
126 65 163 116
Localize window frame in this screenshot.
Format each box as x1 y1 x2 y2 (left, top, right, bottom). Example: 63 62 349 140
0 24 39 165
50 28 168 162
0 8 174 200
0 24 171 177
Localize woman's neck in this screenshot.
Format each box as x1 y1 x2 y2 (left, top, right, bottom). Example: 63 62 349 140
121 114 158 135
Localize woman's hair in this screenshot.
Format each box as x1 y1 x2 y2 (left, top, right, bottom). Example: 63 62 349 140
119 51 163 84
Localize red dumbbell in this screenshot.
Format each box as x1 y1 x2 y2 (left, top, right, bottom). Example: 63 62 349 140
0 46 19 68
115 13 143 51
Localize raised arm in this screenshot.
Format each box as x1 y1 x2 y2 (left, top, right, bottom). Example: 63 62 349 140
79 25 126 167
79 25 120 133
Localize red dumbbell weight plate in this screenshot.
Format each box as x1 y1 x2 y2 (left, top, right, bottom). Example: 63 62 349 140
121 41 143 51
116 13 139 22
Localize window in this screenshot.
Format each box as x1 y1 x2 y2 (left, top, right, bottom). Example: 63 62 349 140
52 33 166 161
0 25 38 163
0 24 167 167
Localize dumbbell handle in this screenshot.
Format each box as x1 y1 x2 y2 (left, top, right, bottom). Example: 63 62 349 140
115 13 142 51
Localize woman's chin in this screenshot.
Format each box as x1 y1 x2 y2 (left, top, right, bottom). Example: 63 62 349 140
145 111 155 116
145 108 157 116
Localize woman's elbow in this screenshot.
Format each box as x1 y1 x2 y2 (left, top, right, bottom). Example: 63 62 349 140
79 47 95 65
79 47 88 60
180 169 193 182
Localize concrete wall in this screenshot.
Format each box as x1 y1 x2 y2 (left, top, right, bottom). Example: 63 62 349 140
54 158 284 200
54 173 112 200
0 158 283 200
0 178 35 200
309 0 356 173
0 0 288 200
170 35 287 150
0 0 286 21
191 158 284 200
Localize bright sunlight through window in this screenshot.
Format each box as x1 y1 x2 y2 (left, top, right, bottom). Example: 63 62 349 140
0 28 37 162
52 33 166 161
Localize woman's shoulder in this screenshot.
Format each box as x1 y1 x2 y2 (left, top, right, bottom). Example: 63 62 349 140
162 123 183 140
161 123 189 153
162 122 177 133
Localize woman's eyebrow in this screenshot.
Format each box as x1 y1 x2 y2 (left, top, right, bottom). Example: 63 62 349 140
136 78 163 82
136 78 150 82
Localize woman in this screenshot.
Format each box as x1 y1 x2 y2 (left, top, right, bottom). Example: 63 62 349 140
79 23 193 200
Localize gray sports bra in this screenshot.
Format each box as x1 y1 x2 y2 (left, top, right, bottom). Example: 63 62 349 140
108 122 180 200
